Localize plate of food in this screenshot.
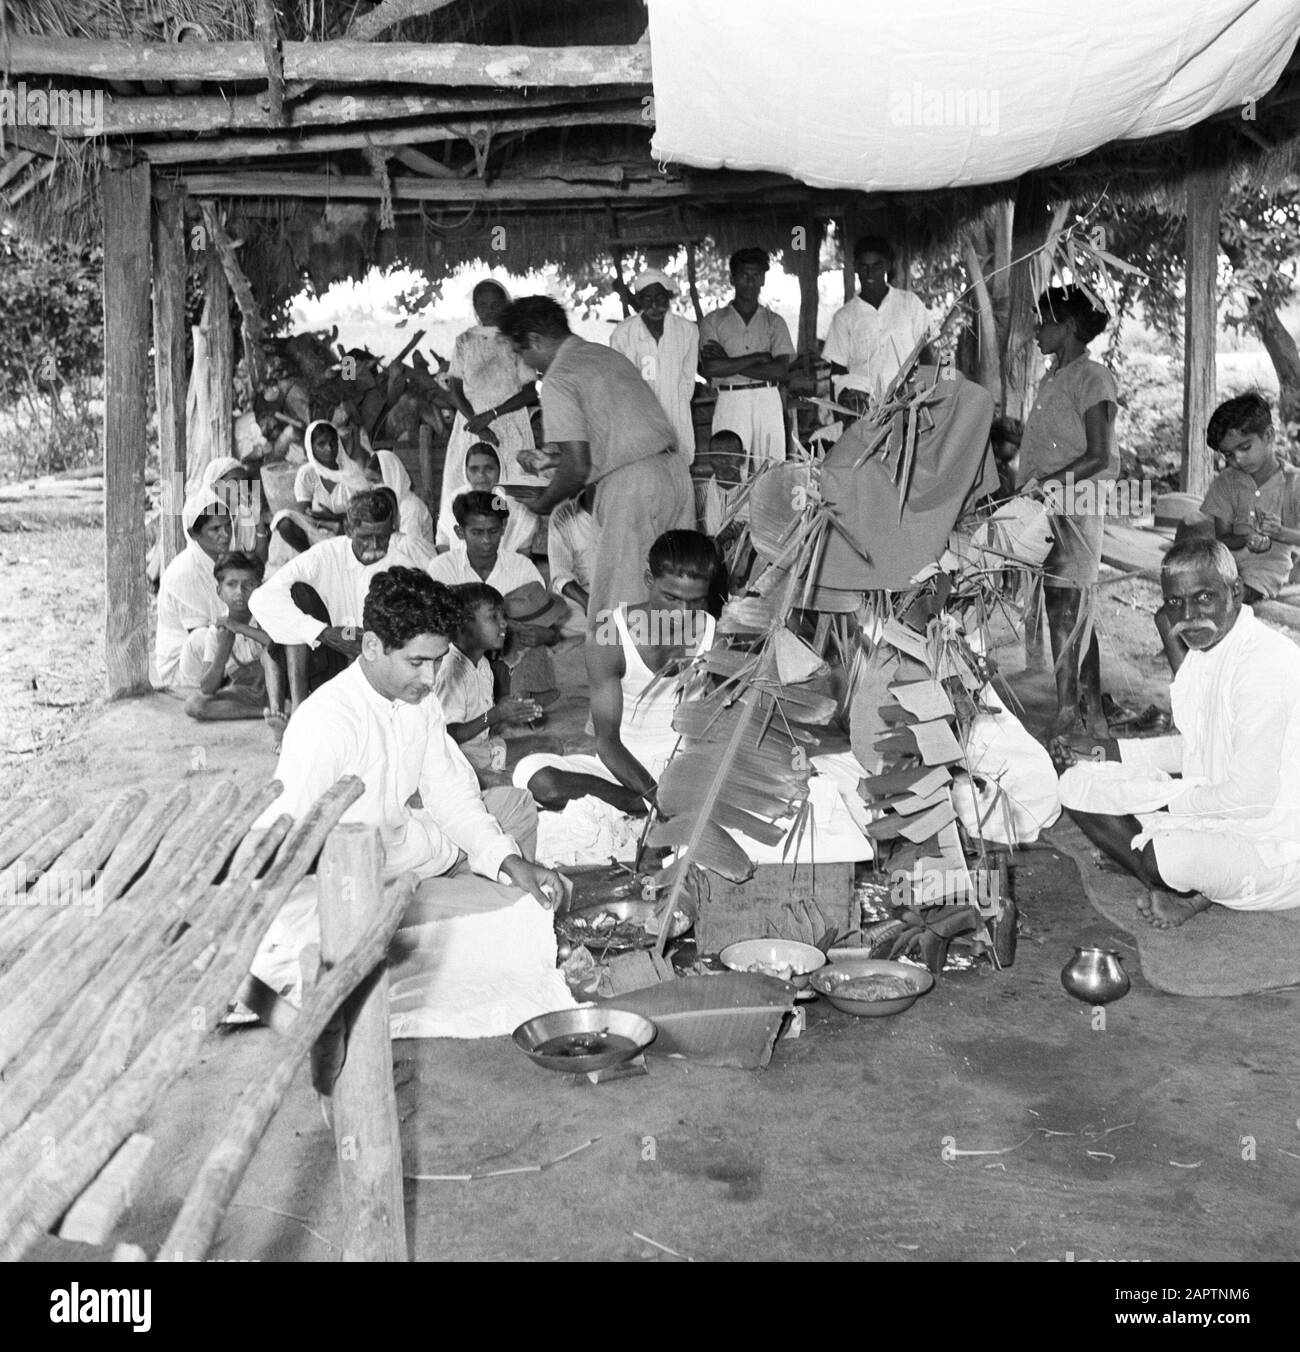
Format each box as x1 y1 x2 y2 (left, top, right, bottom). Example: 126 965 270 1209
809 958 934 1017
719 939 827 990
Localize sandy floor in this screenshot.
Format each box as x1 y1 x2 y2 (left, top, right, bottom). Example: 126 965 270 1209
7 519 1300 1263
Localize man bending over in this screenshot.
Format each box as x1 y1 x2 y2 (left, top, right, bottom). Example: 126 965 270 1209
513 530 719 816
1054 538 1300 928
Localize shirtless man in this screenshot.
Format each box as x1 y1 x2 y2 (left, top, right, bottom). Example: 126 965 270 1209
513 531 719 815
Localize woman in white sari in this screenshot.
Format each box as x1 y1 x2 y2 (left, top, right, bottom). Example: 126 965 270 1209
156 489 231 688
271 418 433 567
198 456 269 559
437 280 540 549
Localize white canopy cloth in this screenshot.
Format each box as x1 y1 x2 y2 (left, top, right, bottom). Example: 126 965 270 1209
646 0 1300 191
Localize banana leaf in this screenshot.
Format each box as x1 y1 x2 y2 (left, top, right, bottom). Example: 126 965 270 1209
648 817 755 882
659 751 800 820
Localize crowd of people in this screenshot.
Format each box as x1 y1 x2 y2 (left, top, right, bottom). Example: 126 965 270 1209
153 240 1300 938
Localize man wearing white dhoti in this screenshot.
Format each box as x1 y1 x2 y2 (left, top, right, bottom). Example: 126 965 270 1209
1055 539 1300 928
609 269 700 460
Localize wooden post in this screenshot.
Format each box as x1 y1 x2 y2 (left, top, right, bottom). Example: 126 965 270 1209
795 213 820 359
840 201 859 303
102 160 153 699
205 235 234 467
417 423 436 506
317 825 407 1262
1182 128 1224 498
685 240 703 325
151 189 187 568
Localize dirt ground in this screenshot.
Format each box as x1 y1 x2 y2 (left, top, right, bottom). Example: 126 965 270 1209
7 516 1300 1264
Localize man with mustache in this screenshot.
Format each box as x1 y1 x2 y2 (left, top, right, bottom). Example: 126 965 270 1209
1052 538 1300 928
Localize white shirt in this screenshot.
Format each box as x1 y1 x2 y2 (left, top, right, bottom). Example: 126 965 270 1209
427 542 543 595
434 643 503 773
156 542 223 686
1118 607 1300 867
609 311 700 458
546 498 596 598
249 532 436 648
823 288 932 400
261 662 519 881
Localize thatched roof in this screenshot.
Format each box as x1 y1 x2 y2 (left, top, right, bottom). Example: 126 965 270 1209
4 1 1300 304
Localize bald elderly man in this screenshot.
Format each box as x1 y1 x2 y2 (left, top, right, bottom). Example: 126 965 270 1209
1053 537 1300 928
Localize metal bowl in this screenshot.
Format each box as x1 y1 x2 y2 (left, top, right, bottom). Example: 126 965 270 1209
512 1005 657 1073
810 958 934 1017
557 897 693 955
720 939 828 990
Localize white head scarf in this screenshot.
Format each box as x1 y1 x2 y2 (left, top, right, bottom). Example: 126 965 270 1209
470 278 512 334
182 488 225 538
305 418 369 490
198 456 242 491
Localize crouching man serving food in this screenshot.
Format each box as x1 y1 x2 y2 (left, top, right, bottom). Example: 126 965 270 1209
1053 538 1300 928
262 566 563 917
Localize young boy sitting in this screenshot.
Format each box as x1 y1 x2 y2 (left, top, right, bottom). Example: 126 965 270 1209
1185 393 1300 604
435 582 547 786
461 442 536 557
185 551 286 749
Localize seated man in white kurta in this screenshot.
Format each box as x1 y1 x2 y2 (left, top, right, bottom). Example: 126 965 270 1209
1054 538 1300 928
262 567 562 923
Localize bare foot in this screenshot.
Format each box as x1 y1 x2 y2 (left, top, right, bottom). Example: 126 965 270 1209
1144 888 1211 929
264 708 288 754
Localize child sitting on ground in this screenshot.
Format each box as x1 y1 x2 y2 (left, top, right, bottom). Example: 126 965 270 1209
185 551 286 750
436 582 547 785
460 441 536 556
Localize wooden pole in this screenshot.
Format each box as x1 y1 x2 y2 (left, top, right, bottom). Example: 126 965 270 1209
157 871 413 1263
5 37 653 88
1182 128 1224 498
795 213 821 359
317 825 408 1262
170 171 696 201
102 160 153 699
151 189 187 569
685 240 703 325
204 231 235 468
141 106 644 164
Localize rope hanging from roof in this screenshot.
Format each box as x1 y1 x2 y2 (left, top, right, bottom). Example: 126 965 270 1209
363 144 394 230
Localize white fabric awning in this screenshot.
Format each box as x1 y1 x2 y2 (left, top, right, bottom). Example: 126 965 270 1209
646 0 1300 192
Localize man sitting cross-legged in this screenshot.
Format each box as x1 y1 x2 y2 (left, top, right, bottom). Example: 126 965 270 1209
249 487 434 731
184 551 286 749
436 582 546 786
1053 538 1300 929
513 530 720 817
261 567 562 917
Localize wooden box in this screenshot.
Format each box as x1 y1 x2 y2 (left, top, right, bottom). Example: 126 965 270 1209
695 861 855 954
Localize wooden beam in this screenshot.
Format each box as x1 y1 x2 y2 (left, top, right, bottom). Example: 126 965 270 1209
6 37 653 88
151 189 188 569
347 0 460 42
202 230 235 474
102 160 153 699
139 105 645 164
255 0 287 125
392 146 454 178
1182 127 1225 498
170 171 694 200
795 212 820 358
199 201 267 391
91 90 620 136
317 826 408 1263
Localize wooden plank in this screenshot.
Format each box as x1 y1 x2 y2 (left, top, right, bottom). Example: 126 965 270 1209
6 38 653 88
1182 126 1225 499
151 190 187 569
102 160 153 699
205 230 234 469
317 825 407 1262
141 106 644 164
172 171 694 201
57 1134 154 1246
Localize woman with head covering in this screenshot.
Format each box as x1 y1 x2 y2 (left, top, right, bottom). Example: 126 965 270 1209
198 455 270 558
437 279 541 551
156 489 232 687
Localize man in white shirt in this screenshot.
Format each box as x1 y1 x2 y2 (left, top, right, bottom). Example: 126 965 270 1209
698 248 795 467
1055 539 1300 928
547 487 596 638
609 269 700 460
823 234 932 419
264 567 562 920
427 490 546 595
249 488 435 715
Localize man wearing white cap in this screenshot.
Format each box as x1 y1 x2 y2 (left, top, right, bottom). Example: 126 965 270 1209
609 269 700 460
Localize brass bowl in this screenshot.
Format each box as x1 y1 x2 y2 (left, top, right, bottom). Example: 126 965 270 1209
1060 947 1130 1005
512 1005 657 1073
810 958 934 1017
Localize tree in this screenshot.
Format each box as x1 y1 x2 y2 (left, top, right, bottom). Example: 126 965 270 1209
1107 185 1300 427
0 229 104 475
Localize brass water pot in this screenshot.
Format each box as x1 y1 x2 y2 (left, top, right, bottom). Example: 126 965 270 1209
1060 946 1130 1004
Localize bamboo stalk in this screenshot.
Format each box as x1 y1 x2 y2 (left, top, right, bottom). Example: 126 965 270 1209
95 787 193 906
0 798 71 872
177 780 282 895
121 779 240 905
157 871 414 1263
0 779 362 1259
